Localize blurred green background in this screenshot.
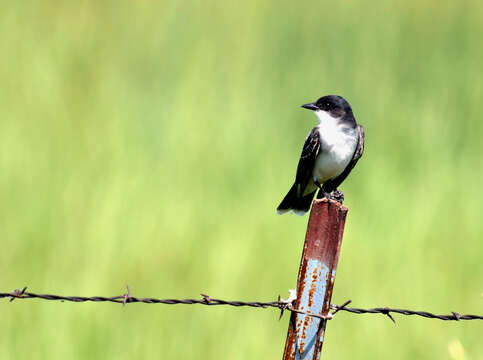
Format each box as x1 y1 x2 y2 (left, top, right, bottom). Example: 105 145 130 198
1 0 482 359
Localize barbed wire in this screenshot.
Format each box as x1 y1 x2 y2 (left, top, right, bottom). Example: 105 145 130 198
1 286 482 323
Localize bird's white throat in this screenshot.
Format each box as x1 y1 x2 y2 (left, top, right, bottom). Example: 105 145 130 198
314 110 337 125
314 110 346 147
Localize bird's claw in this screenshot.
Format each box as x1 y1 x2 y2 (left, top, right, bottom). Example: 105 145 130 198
314 178 344 203
316 189 344 203
331 190 344 204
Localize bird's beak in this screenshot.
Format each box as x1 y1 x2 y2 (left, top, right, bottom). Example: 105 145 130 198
301 103 319 111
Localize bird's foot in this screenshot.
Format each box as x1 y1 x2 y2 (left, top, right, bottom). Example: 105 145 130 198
314 179 344 203
316 189 344 203
331 190 344 204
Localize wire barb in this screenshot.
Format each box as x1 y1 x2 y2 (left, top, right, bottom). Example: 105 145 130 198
201 294 211 304
452 312 461 321
122 284 131 307
331 299 352 316
1 287 482 322
9 286 27 302
381 308 396 324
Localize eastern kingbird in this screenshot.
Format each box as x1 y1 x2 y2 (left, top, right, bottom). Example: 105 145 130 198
277 95 365 216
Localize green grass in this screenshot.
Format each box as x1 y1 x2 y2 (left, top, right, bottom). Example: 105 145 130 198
1 1 482 359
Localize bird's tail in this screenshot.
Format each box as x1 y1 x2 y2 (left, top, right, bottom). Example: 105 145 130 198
276 184 317 216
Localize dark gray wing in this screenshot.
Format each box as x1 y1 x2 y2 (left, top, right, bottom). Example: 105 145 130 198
322 124 365 193
294 127 321 197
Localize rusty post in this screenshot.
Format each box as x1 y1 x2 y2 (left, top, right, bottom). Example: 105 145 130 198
283 198 348 360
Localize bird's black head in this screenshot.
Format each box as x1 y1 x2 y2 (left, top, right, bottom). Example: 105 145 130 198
301 95 353 119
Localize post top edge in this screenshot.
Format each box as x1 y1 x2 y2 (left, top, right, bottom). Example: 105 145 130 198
312 198 348 212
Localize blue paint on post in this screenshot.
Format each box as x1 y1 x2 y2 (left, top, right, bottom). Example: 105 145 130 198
293 259 330 359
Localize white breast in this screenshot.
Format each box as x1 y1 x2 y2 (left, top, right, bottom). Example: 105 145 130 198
312 111 358 183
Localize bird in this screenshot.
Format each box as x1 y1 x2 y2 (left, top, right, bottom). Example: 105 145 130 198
277 95 365 216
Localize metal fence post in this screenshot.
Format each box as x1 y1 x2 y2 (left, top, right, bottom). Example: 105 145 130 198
283 198 348 360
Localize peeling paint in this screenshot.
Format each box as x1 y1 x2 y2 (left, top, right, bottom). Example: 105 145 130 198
294 259 329 359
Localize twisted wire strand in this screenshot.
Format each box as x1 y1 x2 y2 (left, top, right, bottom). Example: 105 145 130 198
1 288 482 323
